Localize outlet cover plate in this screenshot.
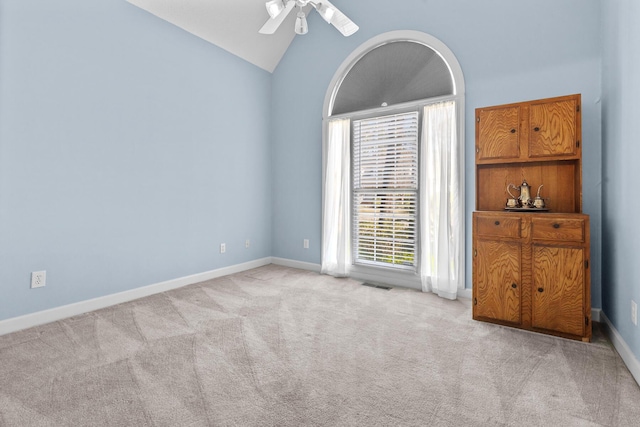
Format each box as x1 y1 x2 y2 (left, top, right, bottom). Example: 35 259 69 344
220 243 226 254
632 300 638 326
31 271 46 289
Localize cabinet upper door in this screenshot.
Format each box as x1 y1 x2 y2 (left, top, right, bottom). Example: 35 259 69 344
474 240 522 324
477 106 521 161
529 99 578 158
532 245 585 336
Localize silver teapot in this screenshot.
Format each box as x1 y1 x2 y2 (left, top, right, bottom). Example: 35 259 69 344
507 180 533 208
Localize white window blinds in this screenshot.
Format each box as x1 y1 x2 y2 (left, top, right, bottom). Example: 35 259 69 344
353 112 419 270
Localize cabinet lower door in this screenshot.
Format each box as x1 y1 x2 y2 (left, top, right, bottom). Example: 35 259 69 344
475 240 522 324
532 245 585 336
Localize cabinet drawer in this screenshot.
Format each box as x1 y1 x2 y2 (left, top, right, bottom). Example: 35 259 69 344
476 216 521 238
532 218 585 242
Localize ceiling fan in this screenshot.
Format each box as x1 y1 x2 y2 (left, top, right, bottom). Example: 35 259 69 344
259 0 359 37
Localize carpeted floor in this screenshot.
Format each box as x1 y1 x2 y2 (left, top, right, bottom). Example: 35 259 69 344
1 264 639 426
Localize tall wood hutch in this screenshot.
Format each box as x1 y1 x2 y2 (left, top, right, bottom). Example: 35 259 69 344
472 94 591 342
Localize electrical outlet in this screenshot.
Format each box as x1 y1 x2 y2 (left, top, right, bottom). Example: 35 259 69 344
245 239 250 248
632 300 638 326
220 243 226 254
303 239 309 249
31 271 46 289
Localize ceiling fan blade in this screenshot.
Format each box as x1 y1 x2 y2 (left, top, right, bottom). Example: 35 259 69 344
259 1 295 34
321 0 359 36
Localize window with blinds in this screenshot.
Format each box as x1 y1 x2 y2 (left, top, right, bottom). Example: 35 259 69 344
352 112 419 270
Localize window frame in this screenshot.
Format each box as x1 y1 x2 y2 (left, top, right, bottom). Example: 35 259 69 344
352 111 420 272
322 31 466 292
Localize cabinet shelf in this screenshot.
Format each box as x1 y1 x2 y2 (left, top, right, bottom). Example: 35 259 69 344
476 159 581 213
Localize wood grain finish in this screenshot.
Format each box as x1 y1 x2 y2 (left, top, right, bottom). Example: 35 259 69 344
529 99 577 158
472 208 591 340
532 245 585 336
475 240 522 324
476 161 577 212
477 106 520 160
474 94 589 342
531 218 585 242
476 215 521 238
475 94 582 213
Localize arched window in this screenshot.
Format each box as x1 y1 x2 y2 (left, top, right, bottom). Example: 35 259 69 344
321 31 465 299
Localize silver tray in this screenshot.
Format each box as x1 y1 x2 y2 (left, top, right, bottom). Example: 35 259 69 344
504 207 549 212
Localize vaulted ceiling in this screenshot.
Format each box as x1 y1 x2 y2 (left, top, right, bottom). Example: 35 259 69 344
126 0 308 73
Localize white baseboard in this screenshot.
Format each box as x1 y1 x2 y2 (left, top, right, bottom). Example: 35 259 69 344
0 257 272 337
271 257 322 272
601 311 640 386
591 308 602 322
458 288 472 299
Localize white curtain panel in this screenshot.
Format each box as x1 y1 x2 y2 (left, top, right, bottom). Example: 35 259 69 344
321 118 351 277
420 101 461 299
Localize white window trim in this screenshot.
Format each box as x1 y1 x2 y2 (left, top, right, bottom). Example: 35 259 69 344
322 31 466 293
323 30 466 118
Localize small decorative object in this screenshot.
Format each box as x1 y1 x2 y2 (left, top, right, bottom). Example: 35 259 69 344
506 197 520 208
507 179 533 208
533 185 546 209
506 180 548 210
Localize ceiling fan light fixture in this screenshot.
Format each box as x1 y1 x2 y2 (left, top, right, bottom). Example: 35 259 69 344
315 3 335 24
259 0 357 37
266 0 286 19
295 11 308 35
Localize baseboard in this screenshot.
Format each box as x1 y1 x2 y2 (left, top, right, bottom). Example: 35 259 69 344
271 257 322 272
0 257 272 337
601 311 640 386
591 308 602 322
275 258 475 302
458 288 472 299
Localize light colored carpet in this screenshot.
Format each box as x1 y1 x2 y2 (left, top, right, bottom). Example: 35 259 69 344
0 264 638 426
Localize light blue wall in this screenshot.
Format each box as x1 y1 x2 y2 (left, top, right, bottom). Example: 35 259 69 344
0 0 610 326
0 0 272 321
601 0 640 360
271 0 603 305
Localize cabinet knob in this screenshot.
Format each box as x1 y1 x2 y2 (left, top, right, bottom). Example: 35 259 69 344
511 283 517 289
538 287 544 293
494 221 500 226
553 223 561 229
510 129 516 134
534 127 540 132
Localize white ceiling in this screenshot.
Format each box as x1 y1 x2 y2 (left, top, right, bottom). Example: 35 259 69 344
126 0 305 73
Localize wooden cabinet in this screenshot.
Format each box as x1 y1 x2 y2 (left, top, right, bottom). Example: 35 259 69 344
476 94 583 213
476 95 581 163
477 105 521 161
474 238 522 325
529 97 580 158
532 245 587 336
473 212 591 341
472 94 591 342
